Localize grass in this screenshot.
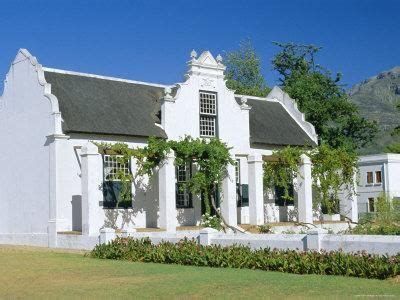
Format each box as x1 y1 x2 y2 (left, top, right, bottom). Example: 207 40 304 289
0 246 399 299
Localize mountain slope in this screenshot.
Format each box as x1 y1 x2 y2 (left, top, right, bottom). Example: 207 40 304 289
349 66 400 154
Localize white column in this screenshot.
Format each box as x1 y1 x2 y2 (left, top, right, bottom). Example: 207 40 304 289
221 161 238 227
47 133 69 247
158 151 177 232
191 164 202 225
340 171 358 222
248 154 264 225
81 142 103 236
297 154 313 224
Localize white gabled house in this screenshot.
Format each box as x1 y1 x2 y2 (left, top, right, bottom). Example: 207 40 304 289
0 49 326 247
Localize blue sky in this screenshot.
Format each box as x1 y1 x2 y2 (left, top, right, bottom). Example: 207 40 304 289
0 0 399 91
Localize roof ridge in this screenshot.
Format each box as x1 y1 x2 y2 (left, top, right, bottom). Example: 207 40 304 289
234 94 269 101
42 67 170 88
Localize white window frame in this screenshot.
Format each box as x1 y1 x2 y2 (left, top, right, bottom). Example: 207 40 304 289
199 91 218 137
235 159 241 184
176 163 192 208
103 155 130 181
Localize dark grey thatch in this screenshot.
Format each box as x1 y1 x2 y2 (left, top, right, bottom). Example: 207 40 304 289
247 98 316 147
44 71 167 138
45 70 314 146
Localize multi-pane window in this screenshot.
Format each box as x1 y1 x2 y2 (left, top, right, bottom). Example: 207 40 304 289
103 155 130 181
368 198 375 212
235 159 241 184
366 172 373 184
375 171 382 184
102 155 132 208
176 163 192 208
235 159 241 204
366 170 383 185
235 159 249 207
199 91 217 137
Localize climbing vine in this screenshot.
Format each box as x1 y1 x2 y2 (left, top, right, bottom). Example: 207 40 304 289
263 146 304 204
94 136 234 229
310 144 358 215
94 142 136 208
263 144 358 216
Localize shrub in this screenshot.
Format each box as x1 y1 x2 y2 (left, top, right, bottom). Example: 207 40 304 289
349 194 400 235
258 224 272 233
90 238 400 280
200 213 223 231
349 222 400 235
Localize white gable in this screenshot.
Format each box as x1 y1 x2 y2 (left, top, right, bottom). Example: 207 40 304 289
197 51 218 65
161 50 251 154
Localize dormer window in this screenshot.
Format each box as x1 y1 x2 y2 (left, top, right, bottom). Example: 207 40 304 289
199 91 217 137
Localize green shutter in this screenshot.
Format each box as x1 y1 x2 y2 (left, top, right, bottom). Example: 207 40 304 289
274 184 294 206
102 181 132 208
241 184 249 207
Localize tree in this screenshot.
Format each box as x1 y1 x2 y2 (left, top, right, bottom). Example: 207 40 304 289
272 42 378 151
224 40 270 97
272 43 321 84
385 103 400 153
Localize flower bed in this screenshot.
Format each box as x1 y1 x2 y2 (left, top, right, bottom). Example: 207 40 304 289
90 237 400 280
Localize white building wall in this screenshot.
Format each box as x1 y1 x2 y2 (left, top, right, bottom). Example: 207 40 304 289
355 154 400 214
0 50 53 234
357 163 384 213
162 51 251 155
56 134 163 232
385 155 400 199
57 133 202 232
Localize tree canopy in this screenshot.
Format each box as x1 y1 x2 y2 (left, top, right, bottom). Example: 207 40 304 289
224 40 270 97
272 42 378 151
223 41 378 151
385 102 400 153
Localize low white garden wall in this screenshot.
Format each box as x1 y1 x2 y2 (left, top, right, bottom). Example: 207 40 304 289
0 233 48 247
57 234 99 250
2 229 399 255
321 234 400 256
101 228 400 256
208 233 306 251
270 222 353 234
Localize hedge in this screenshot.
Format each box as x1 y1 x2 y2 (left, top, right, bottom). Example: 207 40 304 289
90 238 400 280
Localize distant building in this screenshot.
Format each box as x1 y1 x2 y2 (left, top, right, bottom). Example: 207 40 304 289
356 154 400 214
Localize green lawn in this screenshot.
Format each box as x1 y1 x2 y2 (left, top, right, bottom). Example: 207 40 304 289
0 246 399 299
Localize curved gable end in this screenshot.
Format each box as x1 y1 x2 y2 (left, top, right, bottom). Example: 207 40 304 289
43 70 168 138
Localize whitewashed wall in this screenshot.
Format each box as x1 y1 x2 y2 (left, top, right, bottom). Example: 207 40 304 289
162 51 252 156
357 163 385 212
57 134 204 234
57 134 161 232
0 50 53 235
383 154 400 199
